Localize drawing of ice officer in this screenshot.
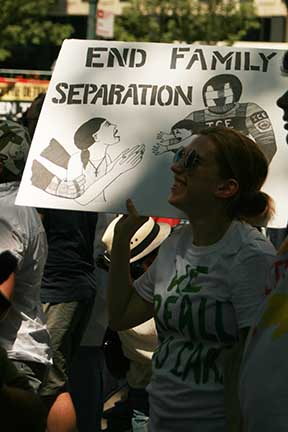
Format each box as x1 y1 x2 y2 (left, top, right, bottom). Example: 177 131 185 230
186 74 276 162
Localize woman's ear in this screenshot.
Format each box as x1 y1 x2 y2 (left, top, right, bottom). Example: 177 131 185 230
92 132 100 142
215 178 239 199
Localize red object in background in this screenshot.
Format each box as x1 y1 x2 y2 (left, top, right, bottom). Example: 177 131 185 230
152 217 181 227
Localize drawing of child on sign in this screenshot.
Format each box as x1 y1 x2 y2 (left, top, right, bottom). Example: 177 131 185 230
31 117 145 205
152 119 202 156
153 74 277 163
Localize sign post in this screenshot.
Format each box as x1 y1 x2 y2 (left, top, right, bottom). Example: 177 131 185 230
87 0 99 39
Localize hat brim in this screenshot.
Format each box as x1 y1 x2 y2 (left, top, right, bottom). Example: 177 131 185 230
130 222 171 263
102 216 171 264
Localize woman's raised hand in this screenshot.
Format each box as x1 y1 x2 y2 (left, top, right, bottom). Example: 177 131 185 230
114 199 148 241
112 144 145 175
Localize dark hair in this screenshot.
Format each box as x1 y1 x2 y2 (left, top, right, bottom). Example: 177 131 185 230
281 51 288 74
200 127 273 222
172 119 199 132
74 117 106 168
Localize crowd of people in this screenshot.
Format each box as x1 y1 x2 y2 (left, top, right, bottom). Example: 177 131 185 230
0 49 287 432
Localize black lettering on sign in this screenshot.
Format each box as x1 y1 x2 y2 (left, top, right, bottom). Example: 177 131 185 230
251 111 268 123
250 111 271 131
52 82 68 104
51 82 193 107
85 47 147 68
205 118 233 128
169 47 278 72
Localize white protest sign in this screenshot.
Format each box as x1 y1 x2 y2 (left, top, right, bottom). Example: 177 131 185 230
16 40 288 226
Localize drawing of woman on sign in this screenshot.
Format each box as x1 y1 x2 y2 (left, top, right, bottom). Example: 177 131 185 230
31 117 145 205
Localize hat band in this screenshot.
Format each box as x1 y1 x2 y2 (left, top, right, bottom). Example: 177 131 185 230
130 223 160 259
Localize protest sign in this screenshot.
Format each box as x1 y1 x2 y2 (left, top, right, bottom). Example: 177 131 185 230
16 40 288 226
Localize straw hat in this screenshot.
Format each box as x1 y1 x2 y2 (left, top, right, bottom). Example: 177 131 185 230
102 215 171 263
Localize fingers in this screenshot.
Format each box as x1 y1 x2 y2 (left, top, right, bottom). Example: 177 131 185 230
126 199 148 224
119 145 145 165
126 198 138 216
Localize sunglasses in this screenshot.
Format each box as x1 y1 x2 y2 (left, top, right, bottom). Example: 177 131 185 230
173 147 201 170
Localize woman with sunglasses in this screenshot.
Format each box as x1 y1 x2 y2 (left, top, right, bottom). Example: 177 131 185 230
108 127 276 432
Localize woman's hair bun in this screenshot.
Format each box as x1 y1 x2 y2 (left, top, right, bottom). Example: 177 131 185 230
240 191 269 217
232 191 275 225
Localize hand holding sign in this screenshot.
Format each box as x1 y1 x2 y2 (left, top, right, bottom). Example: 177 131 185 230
114 199 148 241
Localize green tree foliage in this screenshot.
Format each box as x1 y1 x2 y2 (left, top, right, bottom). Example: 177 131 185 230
115 0 259 44
0 0 73 60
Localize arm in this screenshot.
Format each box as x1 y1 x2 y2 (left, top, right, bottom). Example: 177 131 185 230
0 345 46 431
76 166 123 206
0 230 22 302
31 159 85 199
108 200 154 331
153 132 181 156
246 103 277 163
223 327 249 432
0 386 46 432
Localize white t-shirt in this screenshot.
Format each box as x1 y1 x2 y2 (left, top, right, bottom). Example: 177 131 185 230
134 221 275 432
239 251 288 432
0 182 51 365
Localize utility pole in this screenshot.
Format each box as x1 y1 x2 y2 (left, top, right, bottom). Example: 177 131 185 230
87 0 99 39
285 0 288 41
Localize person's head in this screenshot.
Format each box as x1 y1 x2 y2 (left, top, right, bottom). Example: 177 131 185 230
0 120 30 183
277 50 288 144
101 216 171 279
169 126 273 225
202 74 242 114
171 119 198 141
74 117 120 150
74 117 120 168
22 93 46 138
